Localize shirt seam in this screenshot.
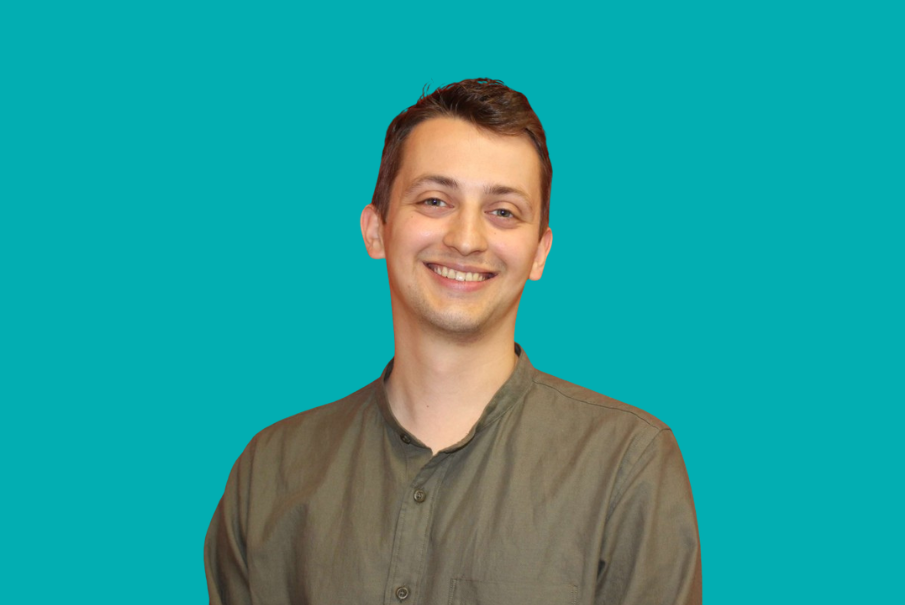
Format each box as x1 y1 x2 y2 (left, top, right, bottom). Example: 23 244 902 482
530 376 659 428
605 428 670 521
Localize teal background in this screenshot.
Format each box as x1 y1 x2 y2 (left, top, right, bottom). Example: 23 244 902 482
2 0 902 602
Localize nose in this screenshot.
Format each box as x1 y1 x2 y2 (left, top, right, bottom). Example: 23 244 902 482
443 205 488 256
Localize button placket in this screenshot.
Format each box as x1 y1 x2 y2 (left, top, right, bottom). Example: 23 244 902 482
383 455 451 605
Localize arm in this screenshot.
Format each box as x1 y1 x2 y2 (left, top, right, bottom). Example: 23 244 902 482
597 429 702 604
204 442 255 605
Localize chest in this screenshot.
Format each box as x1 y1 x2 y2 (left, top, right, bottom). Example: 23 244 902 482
244 437 616 605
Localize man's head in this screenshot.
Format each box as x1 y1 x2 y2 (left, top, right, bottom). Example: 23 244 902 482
371 78 552 236
361 79 553 341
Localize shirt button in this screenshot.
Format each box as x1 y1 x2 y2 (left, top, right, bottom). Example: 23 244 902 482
400 434 412 444
395 586 410 601
413 489 427 503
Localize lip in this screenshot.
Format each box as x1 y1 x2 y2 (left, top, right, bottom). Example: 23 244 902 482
423 262 496 290
424 262 497 277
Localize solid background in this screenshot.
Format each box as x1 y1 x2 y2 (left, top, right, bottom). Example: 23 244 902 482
2 1 902 602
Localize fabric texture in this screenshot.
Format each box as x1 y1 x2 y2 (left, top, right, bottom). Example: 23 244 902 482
205 347 702 604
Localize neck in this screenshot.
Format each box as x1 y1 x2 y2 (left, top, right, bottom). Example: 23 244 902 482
386 322 518 454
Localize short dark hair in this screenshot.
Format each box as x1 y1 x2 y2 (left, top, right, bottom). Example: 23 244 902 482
371 78 552 234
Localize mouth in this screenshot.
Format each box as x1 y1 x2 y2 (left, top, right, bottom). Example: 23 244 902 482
425 263 496 283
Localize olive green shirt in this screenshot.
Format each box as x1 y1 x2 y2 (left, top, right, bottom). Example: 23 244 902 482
205 347 701 604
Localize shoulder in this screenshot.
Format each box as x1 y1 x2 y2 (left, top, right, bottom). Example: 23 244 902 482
521 369 691 501
243 380 380 463
517 367 679 474
528 369 670 432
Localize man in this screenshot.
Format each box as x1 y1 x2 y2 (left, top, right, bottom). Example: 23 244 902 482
205 78 702 604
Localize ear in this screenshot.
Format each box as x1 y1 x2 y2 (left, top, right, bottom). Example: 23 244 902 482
528 227 553 281
361 204 386 259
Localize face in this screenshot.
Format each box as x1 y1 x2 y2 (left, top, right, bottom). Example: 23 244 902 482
362 117 553 340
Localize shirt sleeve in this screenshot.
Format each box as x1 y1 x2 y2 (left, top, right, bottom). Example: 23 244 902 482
204 440 255 605
597 429 702 605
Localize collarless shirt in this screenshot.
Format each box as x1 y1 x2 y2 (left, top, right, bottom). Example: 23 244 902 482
205 347 702 605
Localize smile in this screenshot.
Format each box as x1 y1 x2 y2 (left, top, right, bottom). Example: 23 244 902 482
426 263 495 283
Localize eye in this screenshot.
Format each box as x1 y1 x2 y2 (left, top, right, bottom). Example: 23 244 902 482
421 197 448 207
491 208 515 218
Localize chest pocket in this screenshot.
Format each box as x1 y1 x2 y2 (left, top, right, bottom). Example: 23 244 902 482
448 578 578 605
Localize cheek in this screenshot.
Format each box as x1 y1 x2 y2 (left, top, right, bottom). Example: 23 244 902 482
398 218 444 249
385 218 441 260
493 238 539 273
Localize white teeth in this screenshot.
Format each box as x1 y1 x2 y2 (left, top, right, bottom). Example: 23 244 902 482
431 265 488 282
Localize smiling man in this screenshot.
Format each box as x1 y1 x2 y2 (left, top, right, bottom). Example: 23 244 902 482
205 79 702 605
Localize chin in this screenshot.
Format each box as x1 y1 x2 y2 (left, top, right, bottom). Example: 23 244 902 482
420 310 489 339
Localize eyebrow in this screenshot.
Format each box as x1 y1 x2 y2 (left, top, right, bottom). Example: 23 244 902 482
404 174 532 202
404 174 459 197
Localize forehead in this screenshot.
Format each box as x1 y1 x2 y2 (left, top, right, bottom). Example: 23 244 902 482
393 117 542 203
